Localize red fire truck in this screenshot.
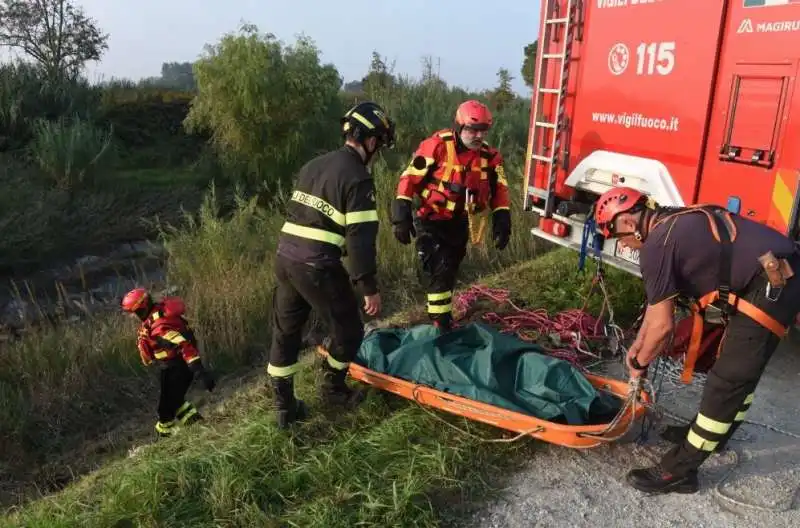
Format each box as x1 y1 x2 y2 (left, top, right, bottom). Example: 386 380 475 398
524 0 800 277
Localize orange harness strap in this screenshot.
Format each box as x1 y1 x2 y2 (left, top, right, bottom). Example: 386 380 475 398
683 291 787 383
655 205 789 383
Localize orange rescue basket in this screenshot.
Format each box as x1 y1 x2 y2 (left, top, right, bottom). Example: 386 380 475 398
316 346 652 449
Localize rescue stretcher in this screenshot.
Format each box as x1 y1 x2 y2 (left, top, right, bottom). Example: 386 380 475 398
316 322 652 449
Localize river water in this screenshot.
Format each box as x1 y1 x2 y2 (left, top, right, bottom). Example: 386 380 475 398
0 240 168 341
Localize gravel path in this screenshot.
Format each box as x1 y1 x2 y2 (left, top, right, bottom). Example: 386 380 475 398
461 338 800 528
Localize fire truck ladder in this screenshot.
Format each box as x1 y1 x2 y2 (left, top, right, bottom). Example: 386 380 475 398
528 0 578 217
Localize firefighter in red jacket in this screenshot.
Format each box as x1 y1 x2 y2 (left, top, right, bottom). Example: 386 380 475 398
391 100 511 331
593 186 800 494
121 288 216 437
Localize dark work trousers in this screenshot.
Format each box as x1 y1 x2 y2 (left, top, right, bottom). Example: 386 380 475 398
157 361 197 435
660 257 800 477
269 254 364 377
414 215 470 328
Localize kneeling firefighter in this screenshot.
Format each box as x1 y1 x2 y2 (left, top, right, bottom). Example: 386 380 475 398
593 186 800 494
391 100 511 331
267 101 396 429
121 288 216 437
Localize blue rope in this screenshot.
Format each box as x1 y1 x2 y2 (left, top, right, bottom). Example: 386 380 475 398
579 215 602 272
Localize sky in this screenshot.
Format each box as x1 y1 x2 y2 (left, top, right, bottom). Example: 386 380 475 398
63 0 540 96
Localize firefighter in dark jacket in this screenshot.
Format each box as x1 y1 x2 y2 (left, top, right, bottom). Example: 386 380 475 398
593 186 800 494
121 287 216 437
391 100 511 332
267 101 396 429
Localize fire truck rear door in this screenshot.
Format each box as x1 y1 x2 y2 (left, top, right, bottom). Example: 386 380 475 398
697 61 798 226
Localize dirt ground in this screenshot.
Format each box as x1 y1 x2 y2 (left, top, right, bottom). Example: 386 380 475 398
460 336 800 528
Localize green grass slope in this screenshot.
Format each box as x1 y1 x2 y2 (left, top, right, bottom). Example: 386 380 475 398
1 250 645 528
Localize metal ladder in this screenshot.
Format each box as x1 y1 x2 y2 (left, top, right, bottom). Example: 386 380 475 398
527 0 579 217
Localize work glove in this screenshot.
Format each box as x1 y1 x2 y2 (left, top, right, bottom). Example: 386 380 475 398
198 370 216 392
391 198 416 245
189 360 216 392
491 209 511 250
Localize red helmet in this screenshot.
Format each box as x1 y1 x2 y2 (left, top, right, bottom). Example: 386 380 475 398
455 100 493 130
594 187 646 238
121 287 151 313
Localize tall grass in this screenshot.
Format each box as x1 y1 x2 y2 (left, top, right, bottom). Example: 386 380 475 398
0 74 538 485
0 249 645 527
29 116 115 190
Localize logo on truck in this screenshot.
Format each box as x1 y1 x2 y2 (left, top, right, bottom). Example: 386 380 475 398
608 43 630 75
737 18 800 33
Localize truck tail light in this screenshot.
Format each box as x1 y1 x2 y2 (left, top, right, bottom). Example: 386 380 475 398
541 218 571 237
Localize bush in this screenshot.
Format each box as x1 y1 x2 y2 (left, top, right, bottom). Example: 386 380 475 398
0 62 101 152
29 115 114 191
96 87 206 168
184 23 344 192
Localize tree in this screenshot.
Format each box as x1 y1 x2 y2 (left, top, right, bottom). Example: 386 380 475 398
520 40 538 89
491 68 515 111
362 51 395 95
185 23 343 192
160 61 196 91
0 0 109 81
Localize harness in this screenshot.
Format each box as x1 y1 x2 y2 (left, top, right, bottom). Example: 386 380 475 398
418 130 491 243
652 205 789 383
419 131 490 214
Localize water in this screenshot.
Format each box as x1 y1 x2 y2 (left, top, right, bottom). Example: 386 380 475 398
0 239 168 340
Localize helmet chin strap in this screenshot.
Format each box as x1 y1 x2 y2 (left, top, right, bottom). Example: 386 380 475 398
362 142 377 165
609 208 651 241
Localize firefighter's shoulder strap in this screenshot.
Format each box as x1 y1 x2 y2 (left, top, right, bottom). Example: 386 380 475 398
654 205 788 383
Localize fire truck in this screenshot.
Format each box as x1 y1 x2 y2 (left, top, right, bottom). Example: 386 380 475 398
524 0 800 278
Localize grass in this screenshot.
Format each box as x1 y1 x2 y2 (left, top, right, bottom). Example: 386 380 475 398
0 53 648 525
0 248 645 527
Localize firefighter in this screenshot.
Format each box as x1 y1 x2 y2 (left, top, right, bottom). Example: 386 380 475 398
121 287 216 438
391 100 511 331
593 186 800 494
267 101 396 429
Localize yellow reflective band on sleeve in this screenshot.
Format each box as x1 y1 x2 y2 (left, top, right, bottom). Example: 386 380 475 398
161 330 186 345
281 222 346 247
154 350 169 359
345 210 379 224
267 362 301 377
397 195 412 201
493 206 510 212
186 356 200 364
291 190 346 226
686 429 718 452
695 413 731 435
495 164 508 187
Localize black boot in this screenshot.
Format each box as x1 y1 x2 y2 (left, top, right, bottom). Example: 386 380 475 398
626 466 699 494
270 375 308 429
661 423 728 452
320 360 364 408
433 313 453 333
